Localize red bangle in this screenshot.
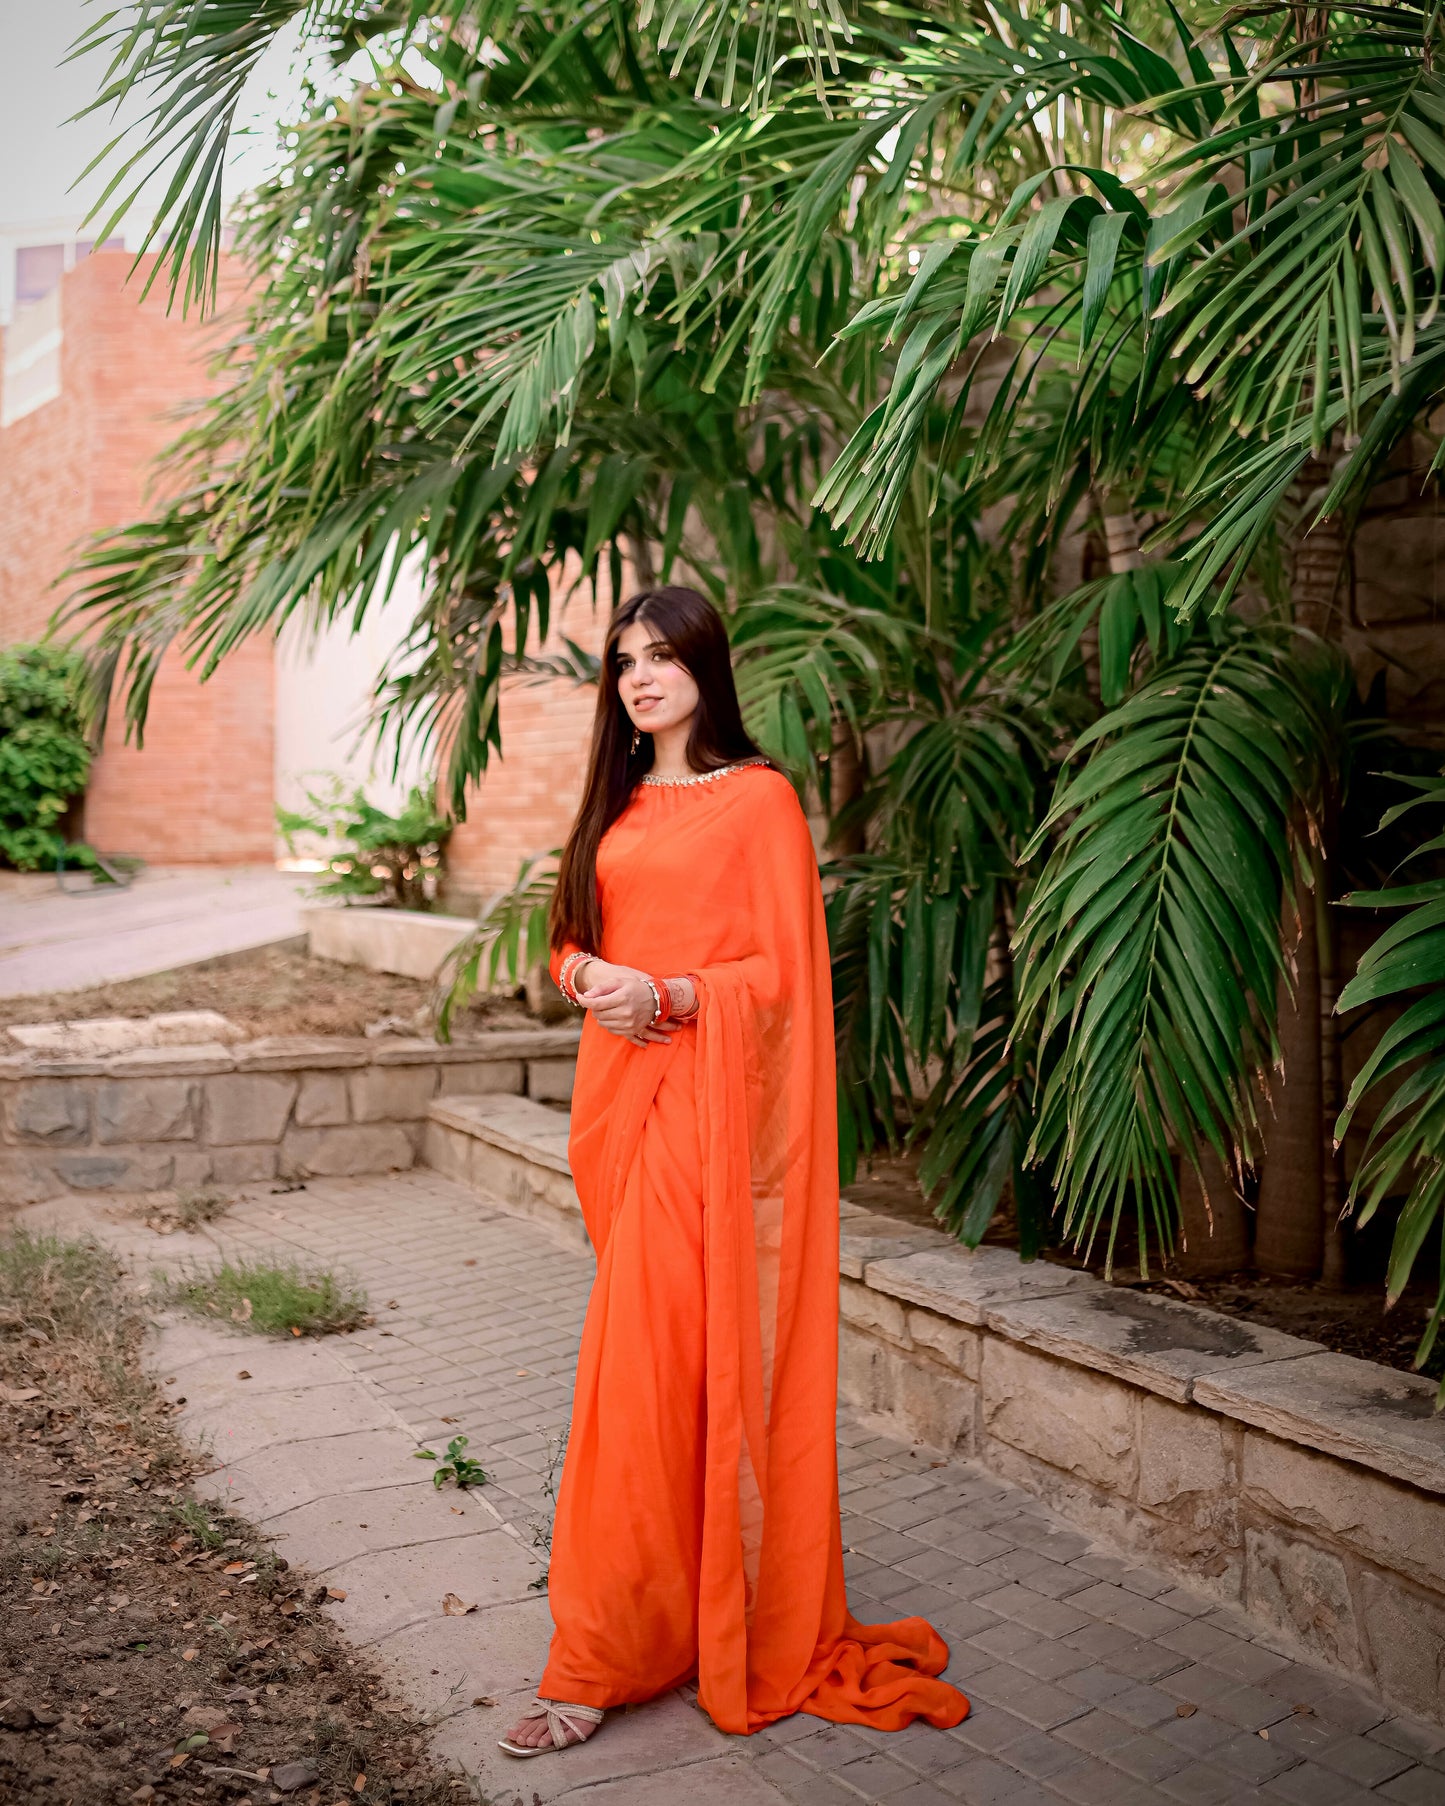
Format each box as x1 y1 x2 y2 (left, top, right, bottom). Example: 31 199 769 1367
648 974 673 1026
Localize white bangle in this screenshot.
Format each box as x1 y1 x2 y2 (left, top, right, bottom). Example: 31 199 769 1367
558 951 594 1006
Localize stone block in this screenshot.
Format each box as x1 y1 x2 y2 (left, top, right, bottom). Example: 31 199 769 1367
104 1044 237 1077
1137 1394 1235 1525
7 1080 90 1145
864 1244 1092 1326
367 1037 448 1067
437 1060 525 1096
1359 1570 1445 1721
982 1338 1137 1492
209 1145 279 1184
95 1078 199 1145
149 1011 245 1046
281 1124 414 1177
1194 1351 1445 1495
837 1320 973 1451
205 1073 298 1145
0 1150 63 1206
231 1036 371 1071
986 1287 1318 1404
906 1307 979 1378
1241 1431 1445 1595
169 1152 216 1189
429 1093 572 1175
1244 1525 1363 1675
295 1072 350 1127
420 1119 470 1187
837 1208 947 1279
52 1150 175 1191
9 1017 148 1057
526 1058 575 1102
839 1277 909 1343
304 904 474 980
348 1064 439 1122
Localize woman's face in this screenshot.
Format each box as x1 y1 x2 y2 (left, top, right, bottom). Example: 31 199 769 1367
614 618 700 738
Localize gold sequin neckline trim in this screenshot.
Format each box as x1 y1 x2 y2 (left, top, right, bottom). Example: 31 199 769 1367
639 757 769 789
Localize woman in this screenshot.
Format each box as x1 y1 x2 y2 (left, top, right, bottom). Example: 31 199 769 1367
500 586 969 1758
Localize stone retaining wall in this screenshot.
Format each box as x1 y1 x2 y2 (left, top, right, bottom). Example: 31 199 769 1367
838 1209 1445 1727
418 1092 1445 1729
0 1029 580 1206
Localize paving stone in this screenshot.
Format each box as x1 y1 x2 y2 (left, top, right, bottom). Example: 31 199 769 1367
1314 1730 1416 1787
1376 1768 1445 1805
1105 1683 1185 1731
1263 1760 1384 1806
1156 1763 1244 1805
1211 1727 1300 1783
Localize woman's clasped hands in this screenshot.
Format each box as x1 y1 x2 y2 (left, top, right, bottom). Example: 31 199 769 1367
572 960 693 1046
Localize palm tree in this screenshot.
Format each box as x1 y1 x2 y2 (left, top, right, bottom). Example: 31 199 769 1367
64 0 1445 1382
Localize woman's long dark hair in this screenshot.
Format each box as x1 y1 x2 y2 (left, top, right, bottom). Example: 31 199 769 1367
550 586 763 952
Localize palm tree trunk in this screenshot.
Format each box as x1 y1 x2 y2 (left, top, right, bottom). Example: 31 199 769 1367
1255 897 1326 1277
826 720 867 856
1177 1144 1251 1274
1254 461 1350 1280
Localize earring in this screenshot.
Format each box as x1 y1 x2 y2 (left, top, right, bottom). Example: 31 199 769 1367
630 726 641 755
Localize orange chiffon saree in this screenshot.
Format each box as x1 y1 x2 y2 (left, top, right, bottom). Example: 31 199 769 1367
543 762 969 1736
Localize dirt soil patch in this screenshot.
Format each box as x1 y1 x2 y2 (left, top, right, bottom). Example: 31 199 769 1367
0 945 538 1043
846 1153 1445 1386
0 1233 472 1806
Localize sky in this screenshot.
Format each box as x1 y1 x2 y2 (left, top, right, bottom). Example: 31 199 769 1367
0 0 307 239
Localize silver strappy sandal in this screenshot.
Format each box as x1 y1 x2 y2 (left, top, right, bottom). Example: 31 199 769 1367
497 1696 605 1758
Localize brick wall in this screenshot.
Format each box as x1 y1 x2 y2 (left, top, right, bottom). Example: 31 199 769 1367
0 250 275 864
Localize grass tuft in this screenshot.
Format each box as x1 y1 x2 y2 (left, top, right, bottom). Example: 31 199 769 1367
173 1258 369 1337
0 1227 186 1475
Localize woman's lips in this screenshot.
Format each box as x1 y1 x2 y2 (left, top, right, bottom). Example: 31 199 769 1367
633 696 662 711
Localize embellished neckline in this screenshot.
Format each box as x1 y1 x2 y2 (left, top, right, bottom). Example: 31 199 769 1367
639 757 769 789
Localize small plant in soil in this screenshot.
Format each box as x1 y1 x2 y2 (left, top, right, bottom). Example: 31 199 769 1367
134 1187 234 1235
173 1258 369 1337
413 1433 487 1489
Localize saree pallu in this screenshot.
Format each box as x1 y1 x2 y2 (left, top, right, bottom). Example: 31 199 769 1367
542 764 969 1735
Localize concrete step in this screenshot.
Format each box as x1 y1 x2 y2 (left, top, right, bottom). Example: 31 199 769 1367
423 1092 586 1248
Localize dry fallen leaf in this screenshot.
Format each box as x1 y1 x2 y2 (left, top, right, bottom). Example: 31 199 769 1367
231 1297 253 1323
1258 1728 1270 1740
353 1775 366 1793
327 1588 347 1601
1174 1703 1197 1718
472 1696 497 1708
0 1383 41 1404
181 1648 199 1663
441 1593 476 1617
290 1326 302 1338
236 1371 252 1381
223 1561 250 1575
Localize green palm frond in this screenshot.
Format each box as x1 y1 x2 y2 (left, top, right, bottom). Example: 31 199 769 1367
435 850 560 1039
1014 625 1342 1272
1336 773 1445 1398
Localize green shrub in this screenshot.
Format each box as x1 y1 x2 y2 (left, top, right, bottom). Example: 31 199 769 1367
0 643 98 872
276 776 450 909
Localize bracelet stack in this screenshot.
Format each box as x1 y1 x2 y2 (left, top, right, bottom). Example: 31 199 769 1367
557 950 594 1007
645 973 701 1026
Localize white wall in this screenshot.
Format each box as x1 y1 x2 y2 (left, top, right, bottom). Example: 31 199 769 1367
274 556 433 854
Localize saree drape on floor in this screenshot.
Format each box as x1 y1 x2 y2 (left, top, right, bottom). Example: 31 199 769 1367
541 764 969 1735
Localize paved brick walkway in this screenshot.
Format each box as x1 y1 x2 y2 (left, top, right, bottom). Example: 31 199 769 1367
28 1171 1445 1806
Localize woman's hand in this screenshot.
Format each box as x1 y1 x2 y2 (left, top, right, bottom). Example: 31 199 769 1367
574 959 676 1047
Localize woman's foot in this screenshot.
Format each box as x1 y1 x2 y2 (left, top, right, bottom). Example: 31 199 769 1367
499 1698 604 1756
